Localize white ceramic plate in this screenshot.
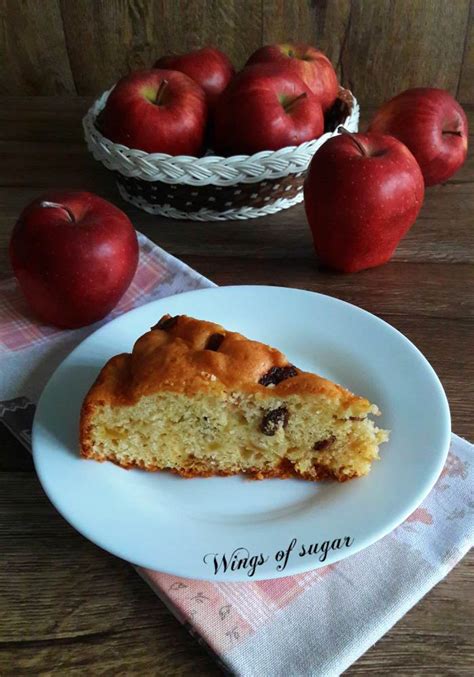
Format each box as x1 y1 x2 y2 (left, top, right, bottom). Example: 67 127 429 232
33 286 451 581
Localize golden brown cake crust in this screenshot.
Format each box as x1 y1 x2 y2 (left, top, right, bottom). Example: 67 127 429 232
81 452 356 482
81 314 368 408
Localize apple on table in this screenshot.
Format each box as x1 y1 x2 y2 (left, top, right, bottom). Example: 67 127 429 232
304 131 424 273
369 88 468 186
10 192 139 329
212 63 324 156
154 46 235 108
100 69 207 155
246 42 339 112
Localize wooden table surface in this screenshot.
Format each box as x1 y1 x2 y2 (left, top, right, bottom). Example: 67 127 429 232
0 98 473 675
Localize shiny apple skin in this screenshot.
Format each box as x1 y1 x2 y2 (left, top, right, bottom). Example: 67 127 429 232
9 191 139 328
369 88 468 186
304 133 425 273
246 42 338 111
213 63 324 155
155 46 235 108
101 69 207 155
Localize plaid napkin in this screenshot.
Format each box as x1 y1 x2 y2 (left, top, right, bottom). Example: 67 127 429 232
1 233 472 676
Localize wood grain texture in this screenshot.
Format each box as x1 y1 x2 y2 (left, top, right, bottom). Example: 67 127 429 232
339 0 471 103
458 0 474 101
60 0 157 94
0 0 74 95
60 0 262 94
198 0 263 71
262 0 318 46
0 0 473 102
310 0 352 76
0 96 473 674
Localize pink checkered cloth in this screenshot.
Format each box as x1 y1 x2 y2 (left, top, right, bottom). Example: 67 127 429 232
1 233 473 677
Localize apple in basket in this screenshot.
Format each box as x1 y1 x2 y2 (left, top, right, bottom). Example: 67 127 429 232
246 42 339 112
154 46 235 108
9 191 138 329
304 131 424 273
368 88 468 186
212 63 324 156
99 69 207 155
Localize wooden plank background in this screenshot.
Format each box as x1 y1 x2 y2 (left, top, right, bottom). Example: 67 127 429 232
0 0 472 103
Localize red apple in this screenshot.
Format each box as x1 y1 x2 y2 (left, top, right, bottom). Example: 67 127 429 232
9 191 139 328
304 131 424 272
212 64 324 155
100 69 207 155
154 46 235 108
368 88 468 186
246 43 338 111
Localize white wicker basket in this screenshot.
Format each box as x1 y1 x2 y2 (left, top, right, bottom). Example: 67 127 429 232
83 87 359 221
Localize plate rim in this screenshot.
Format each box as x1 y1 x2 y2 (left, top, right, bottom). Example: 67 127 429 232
32 285 451 581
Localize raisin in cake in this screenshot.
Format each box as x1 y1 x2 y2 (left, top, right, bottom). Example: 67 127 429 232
80 315 389 481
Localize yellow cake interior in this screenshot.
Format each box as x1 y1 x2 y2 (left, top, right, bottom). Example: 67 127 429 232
80 314 389 482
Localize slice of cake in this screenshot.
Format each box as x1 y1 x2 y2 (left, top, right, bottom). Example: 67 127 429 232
80 315 389 481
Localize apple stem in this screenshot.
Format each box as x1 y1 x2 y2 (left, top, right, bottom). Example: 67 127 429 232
155 79 169 106
443 130 463 137
39 201 75 223
283 92 307 113
338 126 367 156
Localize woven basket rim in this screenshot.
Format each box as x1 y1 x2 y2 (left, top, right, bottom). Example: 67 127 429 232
83 86 359 170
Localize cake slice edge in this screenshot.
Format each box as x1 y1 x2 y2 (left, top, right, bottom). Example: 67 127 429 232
80 315 389 482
